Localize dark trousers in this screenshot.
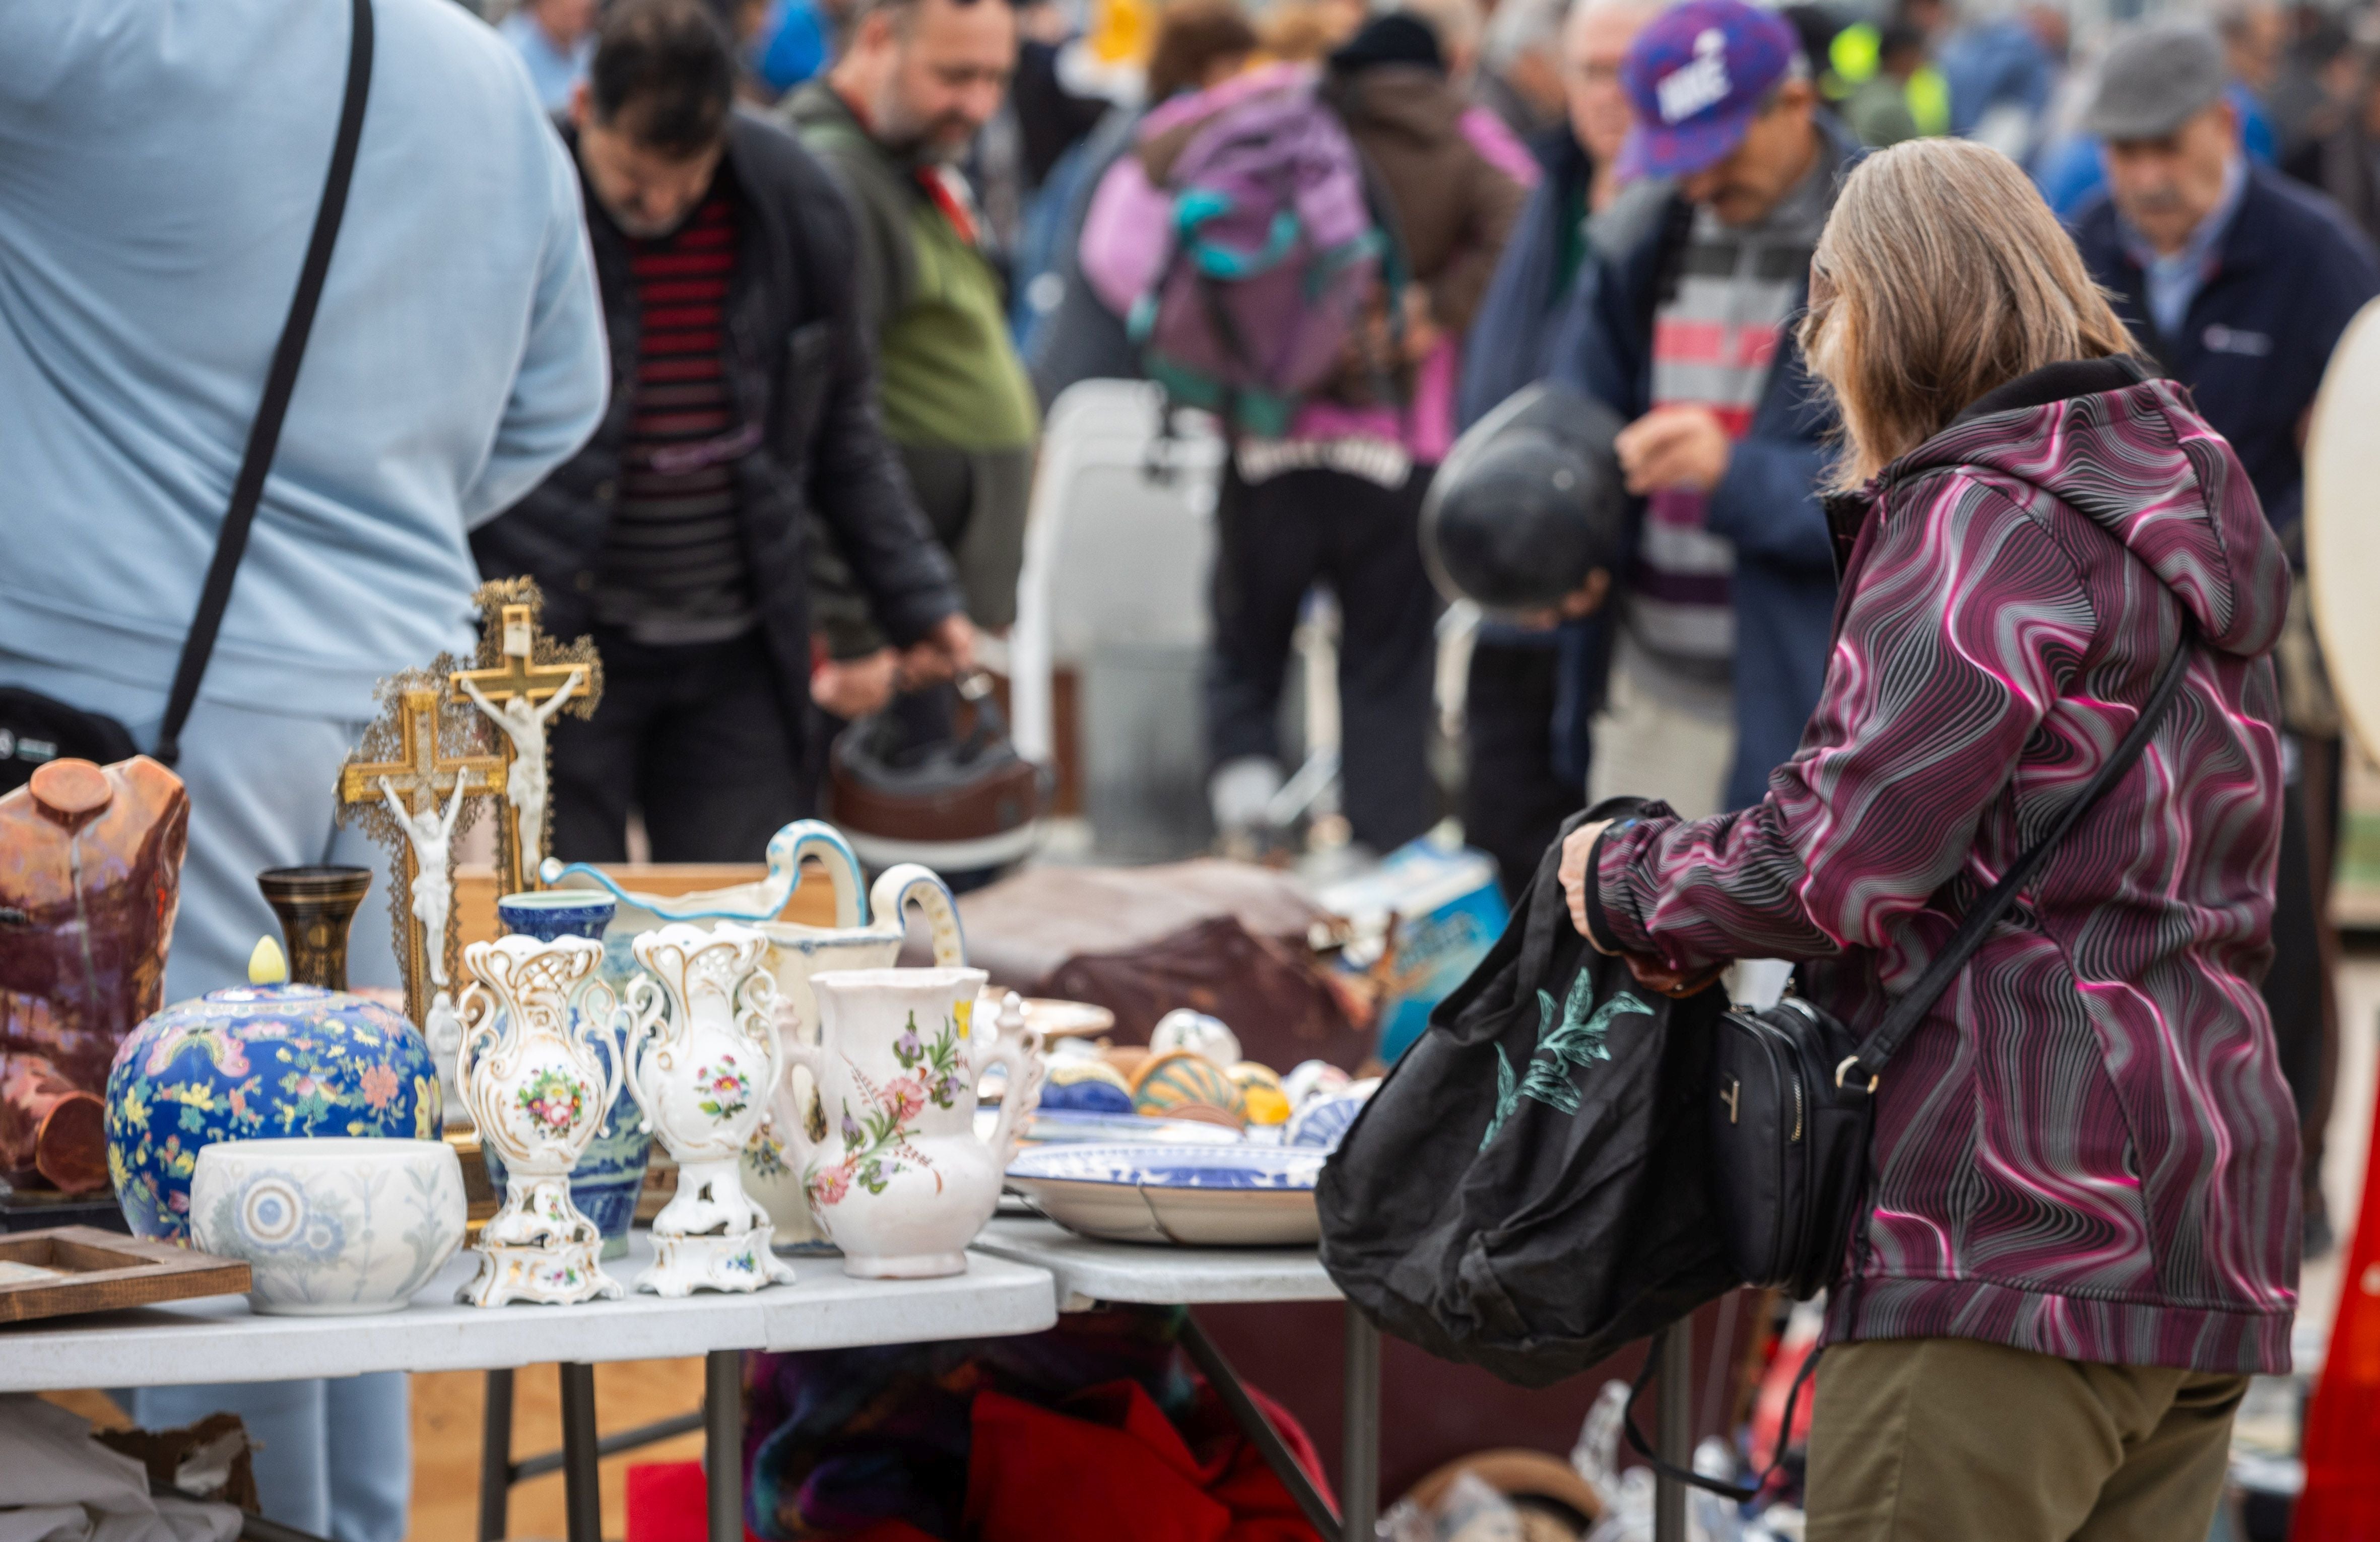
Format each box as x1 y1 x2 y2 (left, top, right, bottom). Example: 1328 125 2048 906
1462 638 1584 901
1206 463 1440 852
550 628 809 864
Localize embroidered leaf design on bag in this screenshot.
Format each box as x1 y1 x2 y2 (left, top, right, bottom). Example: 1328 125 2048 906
1482 1047 1522 1150
1481 978 1655 1146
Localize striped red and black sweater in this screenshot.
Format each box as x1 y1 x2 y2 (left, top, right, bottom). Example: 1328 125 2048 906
1585 359 2300 1374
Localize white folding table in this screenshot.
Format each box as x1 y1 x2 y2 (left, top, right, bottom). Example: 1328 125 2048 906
0 1233 1059 1542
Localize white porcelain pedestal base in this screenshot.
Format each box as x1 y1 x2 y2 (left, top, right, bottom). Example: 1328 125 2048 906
840 1250 968 1280
638 1224 799 1297
458 1178 625 1307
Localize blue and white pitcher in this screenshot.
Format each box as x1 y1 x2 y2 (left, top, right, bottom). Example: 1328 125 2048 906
543 820 964 1248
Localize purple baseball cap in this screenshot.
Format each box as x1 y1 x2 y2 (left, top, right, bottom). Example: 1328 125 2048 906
1616 0 1800 180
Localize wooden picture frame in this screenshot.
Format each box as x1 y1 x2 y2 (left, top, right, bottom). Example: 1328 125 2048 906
0 1227 249 1324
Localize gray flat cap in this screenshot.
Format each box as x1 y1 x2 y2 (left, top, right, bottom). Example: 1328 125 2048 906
2086 22 2227 141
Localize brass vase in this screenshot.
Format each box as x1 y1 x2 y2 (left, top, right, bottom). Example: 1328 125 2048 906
256 866 373 991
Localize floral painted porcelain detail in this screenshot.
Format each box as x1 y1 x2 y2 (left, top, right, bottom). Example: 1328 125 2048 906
786 972 1042 1279
190 1137 465 1315
545 821 964 1252
621 923 796 1297
453 933 624 1307
479 891 649 1259
105 949 442 1243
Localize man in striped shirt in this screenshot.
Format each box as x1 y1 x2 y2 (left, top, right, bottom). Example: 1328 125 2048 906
477 0 973 861
1554 0 1856 817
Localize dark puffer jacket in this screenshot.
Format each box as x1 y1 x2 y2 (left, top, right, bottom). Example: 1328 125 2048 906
472 109 963 730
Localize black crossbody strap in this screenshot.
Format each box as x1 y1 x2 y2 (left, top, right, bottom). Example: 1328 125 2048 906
152 0 374 768
1850 620 2200 1079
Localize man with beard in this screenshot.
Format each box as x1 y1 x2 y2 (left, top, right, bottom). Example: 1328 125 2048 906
783 0 1035 739
476 0 973 861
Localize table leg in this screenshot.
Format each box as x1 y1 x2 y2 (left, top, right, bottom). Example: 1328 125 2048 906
1341 1308 1379 1542
558 1362 602 1542
1653 1322 1695 1542
1178 1314 1341 1538
479 1369 513 1542
705 1350 742 1542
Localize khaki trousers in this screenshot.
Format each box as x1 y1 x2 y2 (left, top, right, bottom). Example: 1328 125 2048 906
1806 1337 2246 1542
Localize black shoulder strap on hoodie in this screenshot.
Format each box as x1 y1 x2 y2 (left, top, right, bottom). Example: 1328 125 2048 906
153 0 373 768
1849 618 2198 1080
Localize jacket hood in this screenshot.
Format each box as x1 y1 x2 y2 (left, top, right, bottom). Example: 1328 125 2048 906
1876 359 2291 658
1328 64 1464 147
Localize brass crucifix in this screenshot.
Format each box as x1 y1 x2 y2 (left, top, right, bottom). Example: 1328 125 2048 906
450 580 603 896
337 673 506 1031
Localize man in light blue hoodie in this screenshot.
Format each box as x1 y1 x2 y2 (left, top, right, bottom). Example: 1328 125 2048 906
0 2 607 1536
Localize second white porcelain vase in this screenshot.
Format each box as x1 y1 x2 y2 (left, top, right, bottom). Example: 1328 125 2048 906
622 923 797 1296
454 934 625 1307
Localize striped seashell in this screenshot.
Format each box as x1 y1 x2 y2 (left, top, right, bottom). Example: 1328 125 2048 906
1131 1050 1248 1122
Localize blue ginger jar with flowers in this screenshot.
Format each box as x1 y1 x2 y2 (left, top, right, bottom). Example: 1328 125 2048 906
106 935 441 1243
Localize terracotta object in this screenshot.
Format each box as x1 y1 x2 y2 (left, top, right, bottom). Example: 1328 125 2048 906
0 1058 105 1192
0 758 188 1191
257 866 372 991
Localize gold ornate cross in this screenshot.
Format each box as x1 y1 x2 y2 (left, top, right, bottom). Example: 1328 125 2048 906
338 682 506 1029
451 604 587 714
448 583 603 894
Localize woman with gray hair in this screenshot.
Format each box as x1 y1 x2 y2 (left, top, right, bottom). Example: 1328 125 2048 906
1560 138 2299 1537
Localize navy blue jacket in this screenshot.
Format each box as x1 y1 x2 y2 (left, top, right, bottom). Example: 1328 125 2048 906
1460 127 1593 430
1549 119 1858 811
1458 127 1605 786
2072 165 2379 539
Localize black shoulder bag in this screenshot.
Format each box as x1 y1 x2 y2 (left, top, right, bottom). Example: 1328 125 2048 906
0 0 373 792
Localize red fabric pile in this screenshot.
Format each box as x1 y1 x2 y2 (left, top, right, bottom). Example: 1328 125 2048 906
630 1378 1329 1542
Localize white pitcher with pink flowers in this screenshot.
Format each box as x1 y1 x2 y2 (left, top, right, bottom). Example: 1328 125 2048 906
784 967 1042 1278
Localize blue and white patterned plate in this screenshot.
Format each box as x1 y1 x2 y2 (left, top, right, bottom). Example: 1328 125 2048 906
1009 1145 1324 1187
1005 1144 1324 1246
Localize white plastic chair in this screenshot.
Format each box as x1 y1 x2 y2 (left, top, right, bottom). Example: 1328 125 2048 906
1009 380 1227 768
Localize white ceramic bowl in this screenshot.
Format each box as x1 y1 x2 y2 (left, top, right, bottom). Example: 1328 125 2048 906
190 1138 466 1316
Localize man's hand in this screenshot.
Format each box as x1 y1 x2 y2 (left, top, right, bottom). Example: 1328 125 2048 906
1514 568 1612 630
1615 406 1732 495
1401 286 1443 365
812 649 899 719
897 612 977 689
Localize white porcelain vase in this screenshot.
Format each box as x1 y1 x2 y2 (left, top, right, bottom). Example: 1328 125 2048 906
785 968 1042 1278
621 922 798 1296
190 1137 465 1315
544 821 965 1250
454 934 626 1306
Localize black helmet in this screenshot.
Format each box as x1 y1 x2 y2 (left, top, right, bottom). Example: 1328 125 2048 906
1421 382 1627 616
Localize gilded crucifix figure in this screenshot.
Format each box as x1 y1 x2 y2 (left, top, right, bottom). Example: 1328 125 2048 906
337 667 506 1031
450 579 603 895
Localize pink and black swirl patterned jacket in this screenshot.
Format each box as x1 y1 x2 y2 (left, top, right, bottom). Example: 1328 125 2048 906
1584 359 2300 1374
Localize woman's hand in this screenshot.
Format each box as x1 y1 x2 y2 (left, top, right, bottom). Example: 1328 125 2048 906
1559 819 1612 944
1623 955 1730 998
1560 817 1728 997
